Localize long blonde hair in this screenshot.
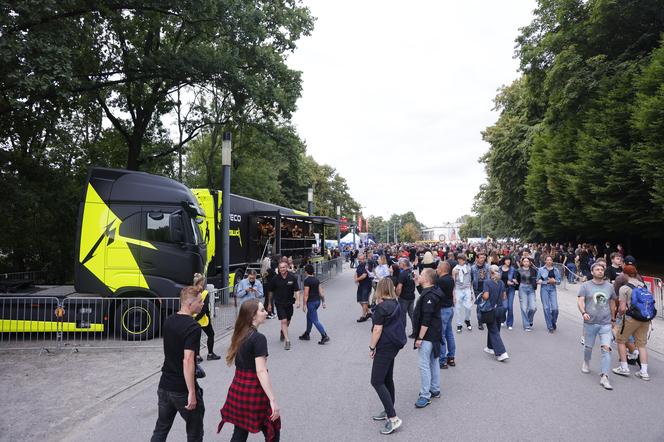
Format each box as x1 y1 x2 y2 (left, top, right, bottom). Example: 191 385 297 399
375 278 397 301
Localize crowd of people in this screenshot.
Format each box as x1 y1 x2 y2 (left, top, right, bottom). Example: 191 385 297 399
149 239 657 440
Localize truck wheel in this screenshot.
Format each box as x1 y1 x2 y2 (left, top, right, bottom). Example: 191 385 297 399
115 299 160 341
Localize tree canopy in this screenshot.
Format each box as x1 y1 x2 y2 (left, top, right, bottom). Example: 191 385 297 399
470 0 664 251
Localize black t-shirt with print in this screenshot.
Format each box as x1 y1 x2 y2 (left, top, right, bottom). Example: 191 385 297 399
235 331 269 371
397 269 416 300
269 272 300 305
436 274 455 308
158 314 202 392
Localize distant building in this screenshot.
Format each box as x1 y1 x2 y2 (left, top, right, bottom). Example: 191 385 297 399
420 223 462 242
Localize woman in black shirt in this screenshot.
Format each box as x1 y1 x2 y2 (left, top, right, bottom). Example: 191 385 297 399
299 264 330 345
368 278 405 435
218 300 280 441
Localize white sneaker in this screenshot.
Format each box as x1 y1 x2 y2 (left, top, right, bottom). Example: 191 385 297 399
635 371 650 381
483 347 495 355
508 326 513 330
600 375 613 390
612 366 630 377
581 361 590 374
497 352 509 362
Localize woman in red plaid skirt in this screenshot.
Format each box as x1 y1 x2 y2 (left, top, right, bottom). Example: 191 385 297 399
218 299 281 441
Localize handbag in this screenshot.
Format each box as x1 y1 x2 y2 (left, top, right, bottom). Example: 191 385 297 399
495 305 507 324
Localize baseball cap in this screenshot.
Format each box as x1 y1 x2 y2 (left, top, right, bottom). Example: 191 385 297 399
624 255 637 265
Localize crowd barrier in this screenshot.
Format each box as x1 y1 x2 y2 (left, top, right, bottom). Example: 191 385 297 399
0 287 235 352
0 259 347 353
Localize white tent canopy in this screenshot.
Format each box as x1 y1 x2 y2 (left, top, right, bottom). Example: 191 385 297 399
339 232 361 246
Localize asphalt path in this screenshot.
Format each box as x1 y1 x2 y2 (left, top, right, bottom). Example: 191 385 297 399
63 265 664 442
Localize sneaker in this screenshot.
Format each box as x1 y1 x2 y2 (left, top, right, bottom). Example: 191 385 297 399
456 325 462 333
548 329 554 334
465 320 472 331
600 374 613 390
447 357 456 367
525 328 532 332
483 347 495 355
284 341 291 350
298 333 310 341
635 371 651 381
497 352 509 362
372 411 387 421
430 390 441 398
380 417 402 435
206 352 221 361
357 315 368 323
478 324 484 331
414 396 431 408
318 335 330 345
508 326 513 330
196 355 203 363
581 361 590 374
612 366 630 377
280 331 285 342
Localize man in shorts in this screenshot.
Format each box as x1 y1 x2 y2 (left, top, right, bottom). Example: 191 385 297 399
267 261 300 350
355 254 372 322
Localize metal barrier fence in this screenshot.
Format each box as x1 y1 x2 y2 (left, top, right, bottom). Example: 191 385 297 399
0 271 47 293
0 260 347 353
0 287 237 352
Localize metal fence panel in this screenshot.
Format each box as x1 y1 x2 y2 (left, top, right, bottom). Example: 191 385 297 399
0 296 62 351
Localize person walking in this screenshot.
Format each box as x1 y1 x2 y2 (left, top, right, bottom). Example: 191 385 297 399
413 268 443 408
578 262 615 390
471 252 491 331
436 261 456 369
218 299 281 441
499 257 518 330
299 264 330 345
517 256 538 331
267 261 301 350
537 255 561 333
151 287 205 442
453 254 473 333
369 278 405 435
193 273 221 362
480 265 509 362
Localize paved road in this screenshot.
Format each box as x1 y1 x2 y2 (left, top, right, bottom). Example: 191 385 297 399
63 265 664 442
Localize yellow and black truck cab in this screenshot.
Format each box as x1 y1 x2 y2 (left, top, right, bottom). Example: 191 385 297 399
75 168 206 298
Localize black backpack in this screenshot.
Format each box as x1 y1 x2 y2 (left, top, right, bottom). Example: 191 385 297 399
380 302 407 349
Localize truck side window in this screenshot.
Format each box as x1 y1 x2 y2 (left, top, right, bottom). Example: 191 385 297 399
118 211 142 240
146 212 173 243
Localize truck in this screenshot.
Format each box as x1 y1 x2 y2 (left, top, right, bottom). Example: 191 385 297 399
2 167 338 340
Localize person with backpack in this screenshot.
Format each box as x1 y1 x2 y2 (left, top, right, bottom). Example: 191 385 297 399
412 268 443 409
612 263 656 381
368 278 405 435
479 265 509 362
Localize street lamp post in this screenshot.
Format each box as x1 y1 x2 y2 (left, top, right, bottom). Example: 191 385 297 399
221 132 232 297
352 214 356 251
336 205 341 250
307 186 314 216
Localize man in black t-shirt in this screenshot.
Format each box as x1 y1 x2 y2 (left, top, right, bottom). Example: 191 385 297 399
267 261 300 350
436 261 456 369
151 286 205 442
396 258 416 334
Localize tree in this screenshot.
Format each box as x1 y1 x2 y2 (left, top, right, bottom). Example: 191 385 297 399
399 223 421 243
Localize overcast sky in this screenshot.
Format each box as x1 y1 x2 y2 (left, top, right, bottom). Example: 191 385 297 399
288 0 536 227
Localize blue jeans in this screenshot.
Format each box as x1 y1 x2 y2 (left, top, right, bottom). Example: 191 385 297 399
439 307 456 362
418 340 440 399
540 285 559 331
583 323 612 375
501 286 516 327
486 319 506 356
518 286 537 330
565 263 577 283
305 300 326 336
